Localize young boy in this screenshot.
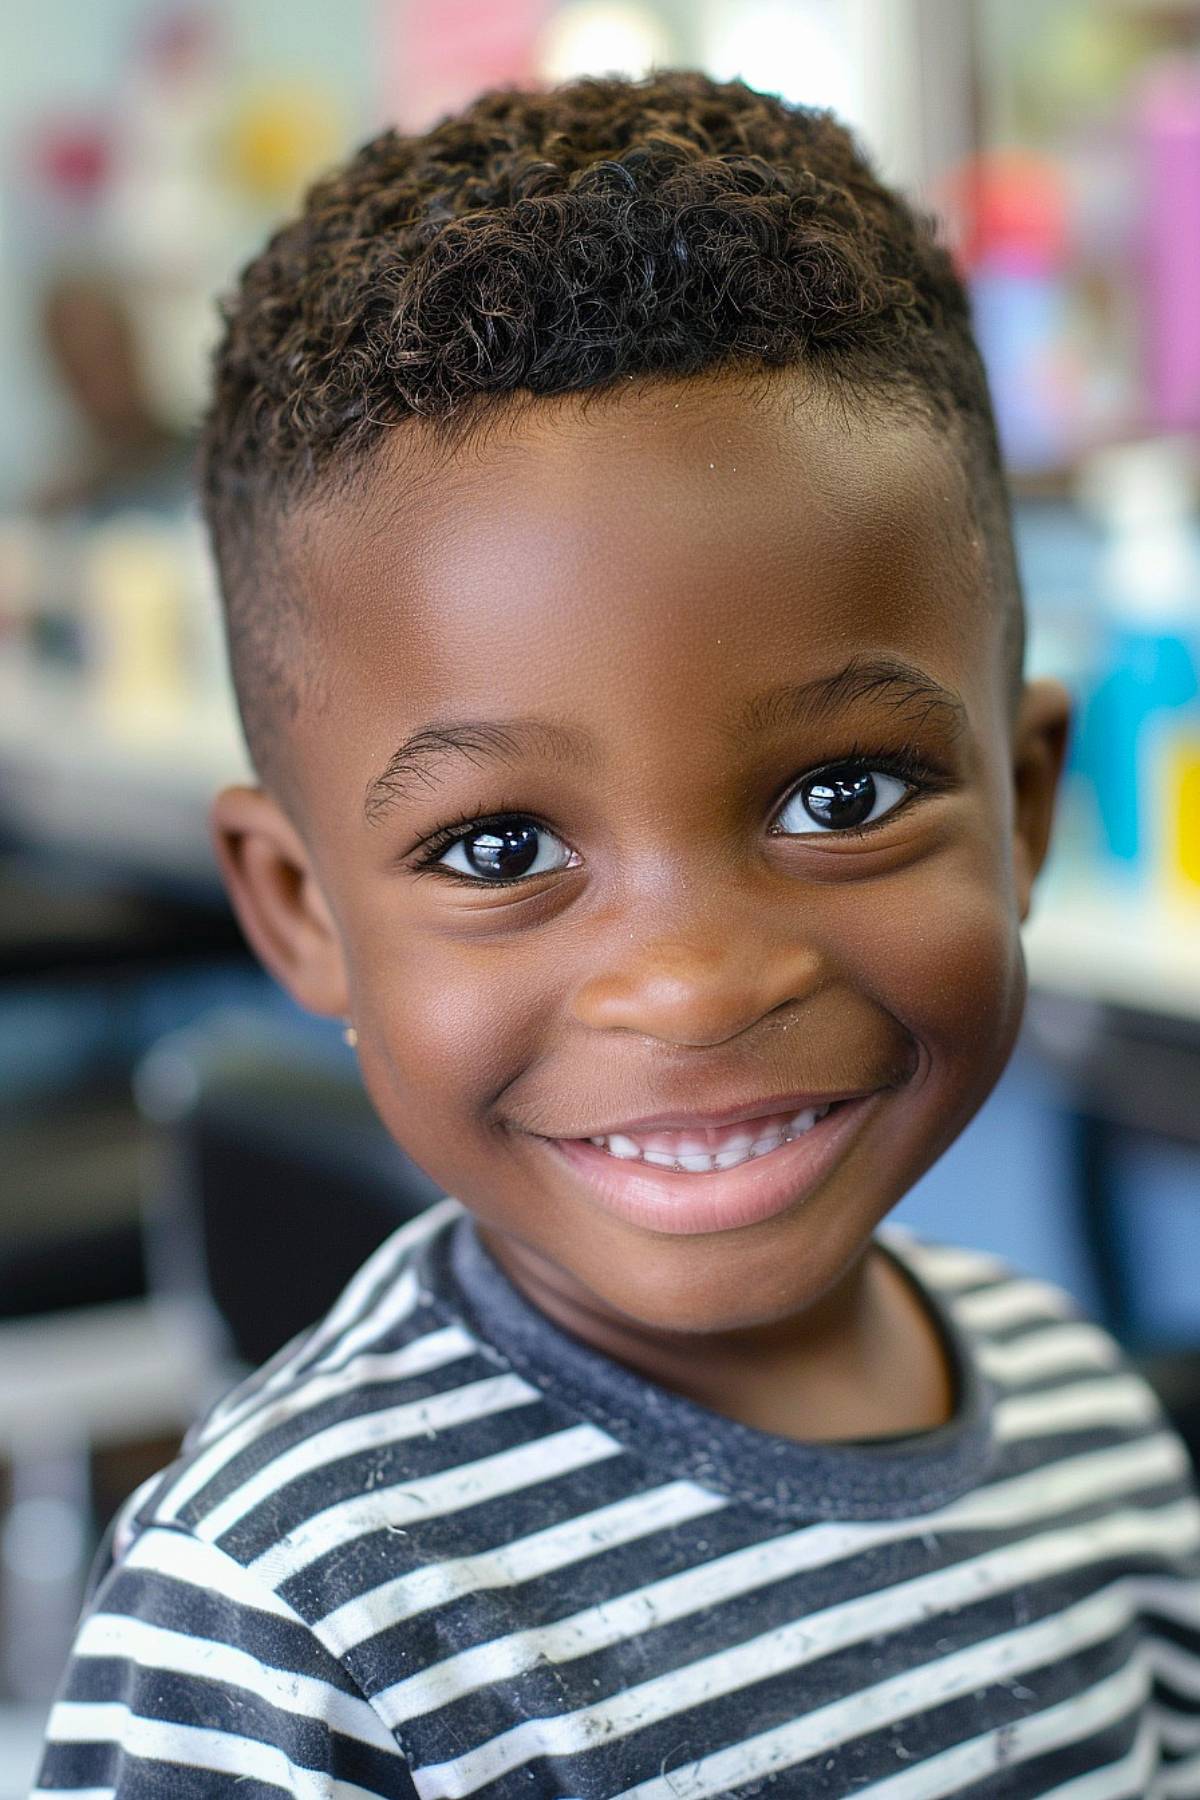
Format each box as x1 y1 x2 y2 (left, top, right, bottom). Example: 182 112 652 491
35 71 1200 1799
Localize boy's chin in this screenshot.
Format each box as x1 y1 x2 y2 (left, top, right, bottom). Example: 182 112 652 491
484 1201 881 1343
590 1233 872 1338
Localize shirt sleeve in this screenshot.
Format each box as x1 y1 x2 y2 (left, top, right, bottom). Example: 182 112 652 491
32 1518 420 1799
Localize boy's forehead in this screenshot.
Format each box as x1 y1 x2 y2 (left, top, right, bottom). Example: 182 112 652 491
292 373 994 730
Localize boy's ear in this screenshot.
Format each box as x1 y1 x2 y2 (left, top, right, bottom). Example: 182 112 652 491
210 785 349 1018
1011 677 1072 921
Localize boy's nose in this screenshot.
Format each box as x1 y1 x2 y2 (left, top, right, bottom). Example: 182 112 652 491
570 925 826 1048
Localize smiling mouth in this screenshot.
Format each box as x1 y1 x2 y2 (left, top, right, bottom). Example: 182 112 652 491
540 1092 880 1236
582 1102 836 1174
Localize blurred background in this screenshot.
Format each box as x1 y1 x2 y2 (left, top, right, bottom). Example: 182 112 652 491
4 0 1200 1785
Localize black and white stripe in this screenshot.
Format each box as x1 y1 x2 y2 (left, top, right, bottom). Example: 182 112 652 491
35 1207 1200 1798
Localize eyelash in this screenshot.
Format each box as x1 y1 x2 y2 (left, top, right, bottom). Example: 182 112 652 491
407 746 950 885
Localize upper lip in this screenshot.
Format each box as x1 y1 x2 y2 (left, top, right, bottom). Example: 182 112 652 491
553 1088 879 1139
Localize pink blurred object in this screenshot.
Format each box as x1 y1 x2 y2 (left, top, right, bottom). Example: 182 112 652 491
1135 59 1200 432
379 0 554 132
138 4 222 83
31 123 111 204
938 150 1069 279
936 151 1076 471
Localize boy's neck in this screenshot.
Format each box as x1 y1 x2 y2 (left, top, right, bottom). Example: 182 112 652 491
478 1230 955 1445
668 1248 956 1442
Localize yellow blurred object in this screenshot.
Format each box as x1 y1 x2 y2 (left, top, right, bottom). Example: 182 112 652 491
1165 735 1200 901
84 517 189 741
223 83 343 208
1015 4 1150 131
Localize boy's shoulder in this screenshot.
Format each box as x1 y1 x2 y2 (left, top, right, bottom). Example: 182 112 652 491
114 1196 482 1557
880 1226 1086 1322
883 1225 1181 1446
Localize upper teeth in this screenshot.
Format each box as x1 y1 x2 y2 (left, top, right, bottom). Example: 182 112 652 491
587 1106 832 1174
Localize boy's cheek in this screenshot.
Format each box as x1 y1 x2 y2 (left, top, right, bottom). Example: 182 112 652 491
872 870 1026 1110
347 943 553 1160
805 830 1025 1115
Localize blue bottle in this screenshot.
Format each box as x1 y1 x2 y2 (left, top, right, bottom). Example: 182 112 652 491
1077 441 1200 879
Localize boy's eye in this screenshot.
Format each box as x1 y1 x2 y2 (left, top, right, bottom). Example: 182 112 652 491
435 817 574 882
774 766 911 835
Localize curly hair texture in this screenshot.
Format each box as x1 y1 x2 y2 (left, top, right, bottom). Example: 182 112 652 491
198 69 1019 781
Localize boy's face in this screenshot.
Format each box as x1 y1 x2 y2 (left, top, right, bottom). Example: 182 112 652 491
214 374 1068 1345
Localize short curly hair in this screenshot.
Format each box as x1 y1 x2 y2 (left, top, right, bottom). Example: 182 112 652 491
198 69 1019 785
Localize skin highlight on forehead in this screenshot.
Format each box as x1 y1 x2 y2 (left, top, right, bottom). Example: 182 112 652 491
284 369 1005 820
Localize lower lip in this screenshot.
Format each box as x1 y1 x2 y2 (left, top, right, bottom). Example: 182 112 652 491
541 1095 881 1236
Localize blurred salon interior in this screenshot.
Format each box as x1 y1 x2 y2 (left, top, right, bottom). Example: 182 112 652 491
4 0 1200 1785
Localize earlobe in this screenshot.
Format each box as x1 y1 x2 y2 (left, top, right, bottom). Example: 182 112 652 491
209 785 350 1017
1011 678 1072 920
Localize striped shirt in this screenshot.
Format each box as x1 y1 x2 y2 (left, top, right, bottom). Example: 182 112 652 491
34 1196 1200 1799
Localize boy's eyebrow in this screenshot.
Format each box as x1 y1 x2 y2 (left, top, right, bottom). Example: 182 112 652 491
364 718 597 823
363 659 967 825
735 657 968 741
